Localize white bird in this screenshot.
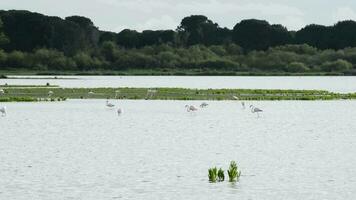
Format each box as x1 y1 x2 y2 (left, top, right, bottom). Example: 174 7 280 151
200 102 209 108
232 96 239 100
241 102 246 109
185 105 198 112
146 89 157 100
0 106 6 117
250 105 263 117
114 90 121 99
48 91 54 96
117 108 123 115
0 89 4 95
106 100 115 108
88 91 94 95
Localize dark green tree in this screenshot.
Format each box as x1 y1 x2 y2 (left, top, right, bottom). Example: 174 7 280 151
233 19 292 51
0 18 9 45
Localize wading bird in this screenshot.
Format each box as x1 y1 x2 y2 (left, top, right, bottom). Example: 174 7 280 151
114 90 121 99
0 106 6 117
146 89 157 100
241 102 246 109
200 102 209 108
117 108 123 115
232 96 239 100
106 100 115 108
250 105 263 117
185 105 198 112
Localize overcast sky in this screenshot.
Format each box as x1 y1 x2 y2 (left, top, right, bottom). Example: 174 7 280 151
1 0 356 32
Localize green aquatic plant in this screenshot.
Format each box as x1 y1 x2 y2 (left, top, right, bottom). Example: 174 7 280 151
218 168 225 182
227 161 241 182
208 167 218 183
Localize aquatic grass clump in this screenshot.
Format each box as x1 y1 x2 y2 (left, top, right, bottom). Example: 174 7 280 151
227 161 241 182
208 167 218 183
217 168 225 182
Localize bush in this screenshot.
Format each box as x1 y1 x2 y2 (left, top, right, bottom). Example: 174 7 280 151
321 59 352 72
286 62 309 72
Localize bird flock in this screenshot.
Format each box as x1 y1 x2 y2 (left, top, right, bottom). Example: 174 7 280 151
184 95 263 117
0 89 263 118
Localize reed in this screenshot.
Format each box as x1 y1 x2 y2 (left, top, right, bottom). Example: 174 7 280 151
208 167 218 183
217 168 225 182
227 161 241 182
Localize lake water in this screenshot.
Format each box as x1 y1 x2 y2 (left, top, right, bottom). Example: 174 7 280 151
3 76 356 93
1 100 356 199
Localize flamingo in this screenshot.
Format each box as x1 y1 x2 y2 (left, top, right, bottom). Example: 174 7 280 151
250 105 263 117
232 96 239 100
114 90 121 99
200 102 209 108
106 100 115 108
117 108 123 115
0 106 6 116
185 105 198 112
48 91 54 96
146 89 157 100
241 102 246 109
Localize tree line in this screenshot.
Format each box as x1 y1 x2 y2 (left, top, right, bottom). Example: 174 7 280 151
0 10 356 74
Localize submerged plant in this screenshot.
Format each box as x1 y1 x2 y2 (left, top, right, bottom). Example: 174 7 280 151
208 167 218 182
218 168 225 182
227 161 241 182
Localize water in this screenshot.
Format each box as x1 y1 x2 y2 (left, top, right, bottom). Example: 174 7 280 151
3 76 356 93
1 100 356 199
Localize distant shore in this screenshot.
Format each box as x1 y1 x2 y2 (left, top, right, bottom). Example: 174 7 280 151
0 70 353 77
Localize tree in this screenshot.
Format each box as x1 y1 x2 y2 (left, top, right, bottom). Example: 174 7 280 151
233 19 292 51
177 15 220 45
0 18 9 45
116 29 141 48
295 24 331 49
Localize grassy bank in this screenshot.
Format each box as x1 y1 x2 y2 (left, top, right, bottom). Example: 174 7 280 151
1 85 356 102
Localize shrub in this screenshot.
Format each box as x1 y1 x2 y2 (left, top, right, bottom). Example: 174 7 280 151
286 62 309 72
321 59 352 72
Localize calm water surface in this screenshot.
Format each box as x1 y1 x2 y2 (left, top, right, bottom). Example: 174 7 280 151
4 76 356 93
1 100 356 199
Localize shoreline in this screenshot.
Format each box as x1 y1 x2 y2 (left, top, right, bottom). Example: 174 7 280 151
1 70 354 77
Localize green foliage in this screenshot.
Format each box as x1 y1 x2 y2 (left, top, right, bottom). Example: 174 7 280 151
218 168 225 182
0 18 9 45
287 62 309 72
208 167 218 183
227 161 241 182
1 10 356 74
321 59 352 72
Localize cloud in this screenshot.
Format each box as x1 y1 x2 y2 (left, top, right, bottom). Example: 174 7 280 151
114 15 178 32
279 16 306 31
332 7 356 22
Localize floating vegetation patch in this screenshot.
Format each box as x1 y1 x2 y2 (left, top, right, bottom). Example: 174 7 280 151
1 87 355 101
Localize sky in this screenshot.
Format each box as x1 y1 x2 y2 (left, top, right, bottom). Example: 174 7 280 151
1 0 356 32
